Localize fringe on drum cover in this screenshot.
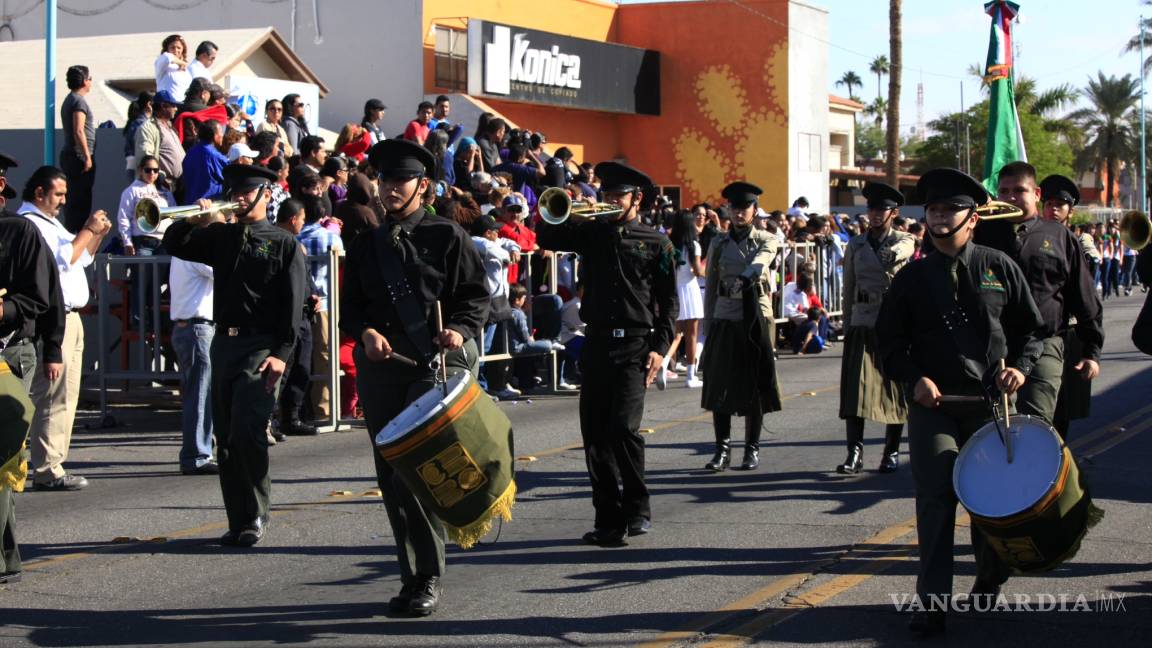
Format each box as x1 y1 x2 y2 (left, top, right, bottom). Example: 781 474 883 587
449 479 517 549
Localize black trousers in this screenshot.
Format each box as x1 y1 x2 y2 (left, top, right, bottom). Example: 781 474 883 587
59 150 95 234
280 319 313 420
354 339 478 585
210 334 280 532
578 335 650 529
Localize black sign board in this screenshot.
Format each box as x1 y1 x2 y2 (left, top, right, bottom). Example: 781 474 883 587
467 20 660 116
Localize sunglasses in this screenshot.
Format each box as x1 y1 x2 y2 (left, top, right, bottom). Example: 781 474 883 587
142 168 160 174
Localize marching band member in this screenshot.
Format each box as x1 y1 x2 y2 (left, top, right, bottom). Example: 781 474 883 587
977 162 1103 431
837 182 914 474
163 164 308 548
340 139 489 616
877 168 1044 636
699 182 782 472
537 162 678 547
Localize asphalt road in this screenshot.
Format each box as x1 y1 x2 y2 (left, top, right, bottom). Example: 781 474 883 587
2 294 1150 648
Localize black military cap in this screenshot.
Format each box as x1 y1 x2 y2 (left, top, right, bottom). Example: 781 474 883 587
368 139 436 180
470 213 502 236
595 161 652 193
223 163 278 195
1039 174 1079 206
0 150 17 200
862 182 904 209
916 168 989 209
721 181 763 208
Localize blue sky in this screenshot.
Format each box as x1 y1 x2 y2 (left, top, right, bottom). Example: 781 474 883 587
620 0 1146 134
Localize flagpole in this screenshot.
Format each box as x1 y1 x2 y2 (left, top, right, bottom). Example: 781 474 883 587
1141 14 1147 214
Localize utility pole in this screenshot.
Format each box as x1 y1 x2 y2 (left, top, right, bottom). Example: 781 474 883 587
44 0 57 165
1141 15 1147 214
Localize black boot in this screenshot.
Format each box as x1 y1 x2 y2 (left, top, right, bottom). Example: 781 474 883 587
837 443 863 474
738 411 762 470
705 439 731 471
879 424 903 473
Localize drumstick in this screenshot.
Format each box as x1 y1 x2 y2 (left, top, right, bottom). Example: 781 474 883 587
388 351 418 367
434 301 449 396
938 395 983 403
1000 358 1014 464
0 288 7 298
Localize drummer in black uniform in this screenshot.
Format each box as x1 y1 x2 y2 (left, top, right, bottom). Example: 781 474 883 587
1038 174 1099 438
876 168 1044 636
536 161 678 547
977 162 1103 430
340 139 489 617
163 164 308 548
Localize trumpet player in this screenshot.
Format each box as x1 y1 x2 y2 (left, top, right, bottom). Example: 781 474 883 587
162 164 307 547
977 162 1103 434
537 163 678 547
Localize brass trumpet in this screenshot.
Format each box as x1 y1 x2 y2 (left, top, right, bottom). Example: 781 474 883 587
134 197 238 234
538 187 623 225
1120 210 1151 250
973 200 1025 220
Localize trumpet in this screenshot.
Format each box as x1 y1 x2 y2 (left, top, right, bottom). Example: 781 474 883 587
1120 210 1151 250
134 198 239 234
538 187 623 225
973 200 1025 220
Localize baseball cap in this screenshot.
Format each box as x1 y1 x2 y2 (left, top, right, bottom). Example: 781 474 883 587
227 142 259 162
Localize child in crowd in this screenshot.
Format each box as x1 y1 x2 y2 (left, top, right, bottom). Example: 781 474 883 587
558 282 585 389
508 284 565 392
792 307 827 355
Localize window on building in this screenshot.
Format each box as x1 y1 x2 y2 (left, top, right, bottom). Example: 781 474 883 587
434 26 468 91
798 133 823 173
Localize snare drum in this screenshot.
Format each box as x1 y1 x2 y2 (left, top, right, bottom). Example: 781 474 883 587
954 415 1097 573
375 372 515 549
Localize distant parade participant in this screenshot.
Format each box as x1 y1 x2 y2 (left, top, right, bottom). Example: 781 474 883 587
537 162 678 547
163 164 307 548
977 162 1103 431
1038 174 1097 438
836 182 914 474
699 181 782 472
340 139 489 616
877 168 1045 637
1 150 65 584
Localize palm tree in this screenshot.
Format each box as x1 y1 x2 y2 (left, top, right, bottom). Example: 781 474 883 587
1125 4 1152 76
885 0 902 186
1068 73 1140 207
836 71 863 101
869 55 889 100
865 96 888 128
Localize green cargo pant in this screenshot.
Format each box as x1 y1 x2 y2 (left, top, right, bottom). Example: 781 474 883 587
1017 336 1064 427
908 401 1011 609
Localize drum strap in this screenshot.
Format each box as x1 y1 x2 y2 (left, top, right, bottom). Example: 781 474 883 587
372 224 434 360
928 261 989 384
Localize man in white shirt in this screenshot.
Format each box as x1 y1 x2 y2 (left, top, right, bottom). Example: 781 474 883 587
19 166 111 490
187 41 217 82
470 214 519 398
169 216 218 475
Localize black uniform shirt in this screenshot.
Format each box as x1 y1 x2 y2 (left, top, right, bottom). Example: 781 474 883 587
537 217 679 356
340 208 490 378
877 243 1045 396
163 218 306 362
976 217 1104 360
0 212 65 362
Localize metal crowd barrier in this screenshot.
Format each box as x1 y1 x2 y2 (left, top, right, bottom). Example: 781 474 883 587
92 250 349 432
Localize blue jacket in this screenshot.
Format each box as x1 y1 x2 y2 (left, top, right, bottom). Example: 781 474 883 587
181 142 227 202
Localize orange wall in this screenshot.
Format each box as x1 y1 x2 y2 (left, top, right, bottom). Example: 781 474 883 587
420 0 791 208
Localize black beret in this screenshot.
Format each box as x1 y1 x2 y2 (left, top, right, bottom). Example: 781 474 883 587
915 168 989 209
368 139 436 179
1039 174 1079 207
721 181 763 208
223 163 278 194
862 181 904 209
0 150 17 174
595 161 652 193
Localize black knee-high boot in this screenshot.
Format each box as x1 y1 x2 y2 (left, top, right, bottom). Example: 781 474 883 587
838 416 865 473
879 423 904 473
740 410 763 470
706 412 731 471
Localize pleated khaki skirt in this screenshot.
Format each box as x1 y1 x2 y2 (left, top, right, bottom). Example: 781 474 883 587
838 326 907 423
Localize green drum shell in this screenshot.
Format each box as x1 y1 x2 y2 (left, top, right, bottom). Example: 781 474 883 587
376 378 515 531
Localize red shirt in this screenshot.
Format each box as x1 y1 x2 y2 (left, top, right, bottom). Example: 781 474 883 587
402 120 430 145
499 221 537 284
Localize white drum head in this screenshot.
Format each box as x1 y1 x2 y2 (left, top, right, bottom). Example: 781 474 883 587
374 372 472 447
953 415 1064 519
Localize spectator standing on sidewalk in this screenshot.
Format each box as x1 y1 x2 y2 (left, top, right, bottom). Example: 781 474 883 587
59 65 97 234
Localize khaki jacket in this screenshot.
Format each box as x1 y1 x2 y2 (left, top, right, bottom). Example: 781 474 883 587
704 227 779 323
842 229 915 328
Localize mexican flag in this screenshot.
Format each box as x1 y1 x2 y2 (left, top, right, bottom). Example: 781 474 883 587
982 1 1027 193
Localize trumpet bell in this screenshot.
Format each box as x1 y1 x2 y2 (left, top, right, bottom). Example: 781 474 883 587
538 187 572 225
974 200 1024 220
1120 210 1151 251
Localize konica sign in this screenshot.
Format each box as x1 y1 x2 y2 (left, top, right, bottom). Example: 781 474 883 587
467 20 660 115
